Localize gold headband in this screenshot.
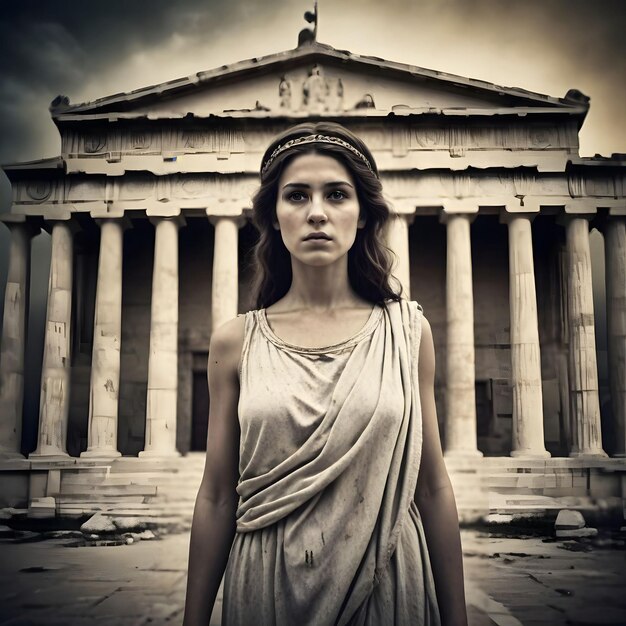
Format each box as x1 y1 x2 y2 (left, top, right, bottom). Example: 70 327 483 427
261 133 377 177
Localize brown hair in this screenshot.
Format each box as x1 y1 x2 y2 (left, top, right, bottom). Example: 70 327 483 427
248 121 403 309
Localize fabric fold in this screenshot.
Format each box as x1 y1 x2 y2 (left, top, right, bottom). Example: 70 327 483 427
223 299 441 626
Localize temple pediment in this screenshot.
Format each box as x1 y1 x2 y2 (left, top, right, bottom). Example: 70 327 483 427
51 42 587 121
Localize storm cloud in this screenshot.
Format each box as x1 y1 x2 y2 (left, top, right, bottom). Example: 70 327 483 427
0 0 624 168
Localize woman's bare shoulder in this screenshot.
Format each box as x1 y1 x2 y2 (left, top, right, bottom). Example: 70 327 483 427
209 314 247 373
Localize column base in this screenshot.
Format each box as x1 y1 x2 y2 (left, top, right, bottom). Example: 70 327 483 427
510 449 552 459
138 449 181 459
29 450 70 461
569 449 609 459
80 448 121 460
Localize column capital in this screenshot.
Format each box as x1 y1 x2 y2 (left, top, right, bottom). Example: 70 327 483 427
207 213 247 228
498 210 538 226
607 205 626 217
555 211 594 228
590 211 626 236
94 215 133 232
1 218 41 239
42 217 82 235
148 215 186 229
439 209 478 226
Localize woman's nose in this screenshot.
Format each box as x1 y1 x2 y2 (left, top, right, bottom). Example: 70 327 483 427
307 196 327 223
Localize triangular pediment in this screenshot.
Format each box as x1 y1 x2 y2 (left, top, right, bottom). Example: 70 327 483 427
51 42 587 121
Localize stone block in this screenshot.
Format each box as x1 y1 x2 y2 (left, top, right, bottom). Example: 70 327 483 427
542 474 557 488
29 471 48 499
28 496 56 518
555 508 586 529
555 527 598 538
555 473 573 488
46 469 61 495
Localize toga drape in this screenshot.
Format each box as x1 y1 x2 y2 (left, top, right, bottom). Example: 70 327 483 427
222 299 441 626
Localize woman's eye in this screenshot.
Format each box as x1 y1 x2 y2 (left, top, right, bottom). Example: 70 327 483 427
288 191 307 202
329 190 347 201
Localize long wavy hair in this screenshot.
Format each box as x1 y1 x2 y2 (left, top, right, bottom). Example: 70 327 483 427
249 121 403 309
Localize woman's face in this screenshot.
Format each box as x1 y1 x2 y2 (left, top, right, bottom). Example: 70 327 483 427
274 152 365 268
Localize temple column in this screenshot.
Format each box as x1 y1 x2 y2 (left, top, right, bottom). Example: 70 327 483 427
209 215 245 333
501 212 550 458
0 219 38 459
441 210 482 458
81 218 129 459
140 216 185 458
30 220 75 459
603 216 626 457
561 214 607 458
386 213 414 299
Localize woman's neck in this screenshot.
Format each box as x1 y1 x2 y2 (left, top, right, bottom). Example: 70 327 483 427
279 259 364 312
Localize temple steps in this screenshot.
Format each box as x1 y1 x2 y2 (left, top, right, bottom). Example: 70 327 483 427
42 454 625 526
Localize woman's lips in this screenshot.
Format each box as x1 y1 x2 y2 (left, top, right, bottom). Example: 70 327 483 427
303 233 332 241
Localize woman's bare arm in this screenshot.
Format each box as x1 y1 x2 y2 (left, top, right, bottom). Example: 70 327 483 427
182 315 245 626
415 314 469 626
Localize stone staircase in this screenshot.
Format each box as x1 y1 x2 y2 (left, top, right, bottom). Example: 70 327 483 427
54 454 206 528
46 454 625 528
481 456 626 523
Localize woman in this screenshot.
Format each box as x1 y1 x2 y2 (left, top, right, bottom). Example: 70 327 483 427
183 122 468 626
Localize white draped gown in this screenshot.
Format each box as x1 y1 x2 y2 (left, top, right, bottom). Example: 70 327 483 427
222 299 441 626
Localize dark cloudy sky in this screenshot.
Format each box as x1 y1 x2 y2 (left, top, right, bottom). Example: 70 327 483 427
0 0 625 172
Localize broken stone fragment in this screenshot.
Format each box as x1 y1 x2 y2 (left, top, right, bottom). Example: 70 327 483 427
80 512 116 534
486 513 513 524
556 527 598 538
554 509 586 530
111 517 147 532
45 530 84 539
133 529 156 540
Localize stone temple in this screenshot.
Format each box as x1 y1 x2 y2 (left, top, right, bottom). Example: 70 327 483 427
0 38 625 523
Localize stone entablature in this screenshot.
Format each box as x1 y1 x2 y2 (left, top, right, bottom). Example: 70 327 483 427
8 169 626 218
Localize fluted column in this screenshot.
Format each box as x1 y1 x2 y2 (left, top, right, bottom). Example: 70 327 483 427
81 219 128 459
441 211 482 458
501 213 550 458
563 215 607 458
386 213 413 299
30 220 75 459
209 215 244 333
604 216 626 457
140 216 184 458
0 220 38 459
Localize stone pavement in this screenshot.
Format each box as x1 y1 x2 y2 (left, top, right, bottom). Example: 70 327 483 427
0 528 625 626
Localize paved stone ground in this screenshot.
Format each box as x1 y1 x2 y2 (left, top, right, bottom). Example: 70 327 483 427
0 527 625 626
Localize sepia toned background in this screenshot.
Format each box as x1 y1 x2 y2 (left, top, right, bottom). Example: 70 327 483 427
1 0 624 452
